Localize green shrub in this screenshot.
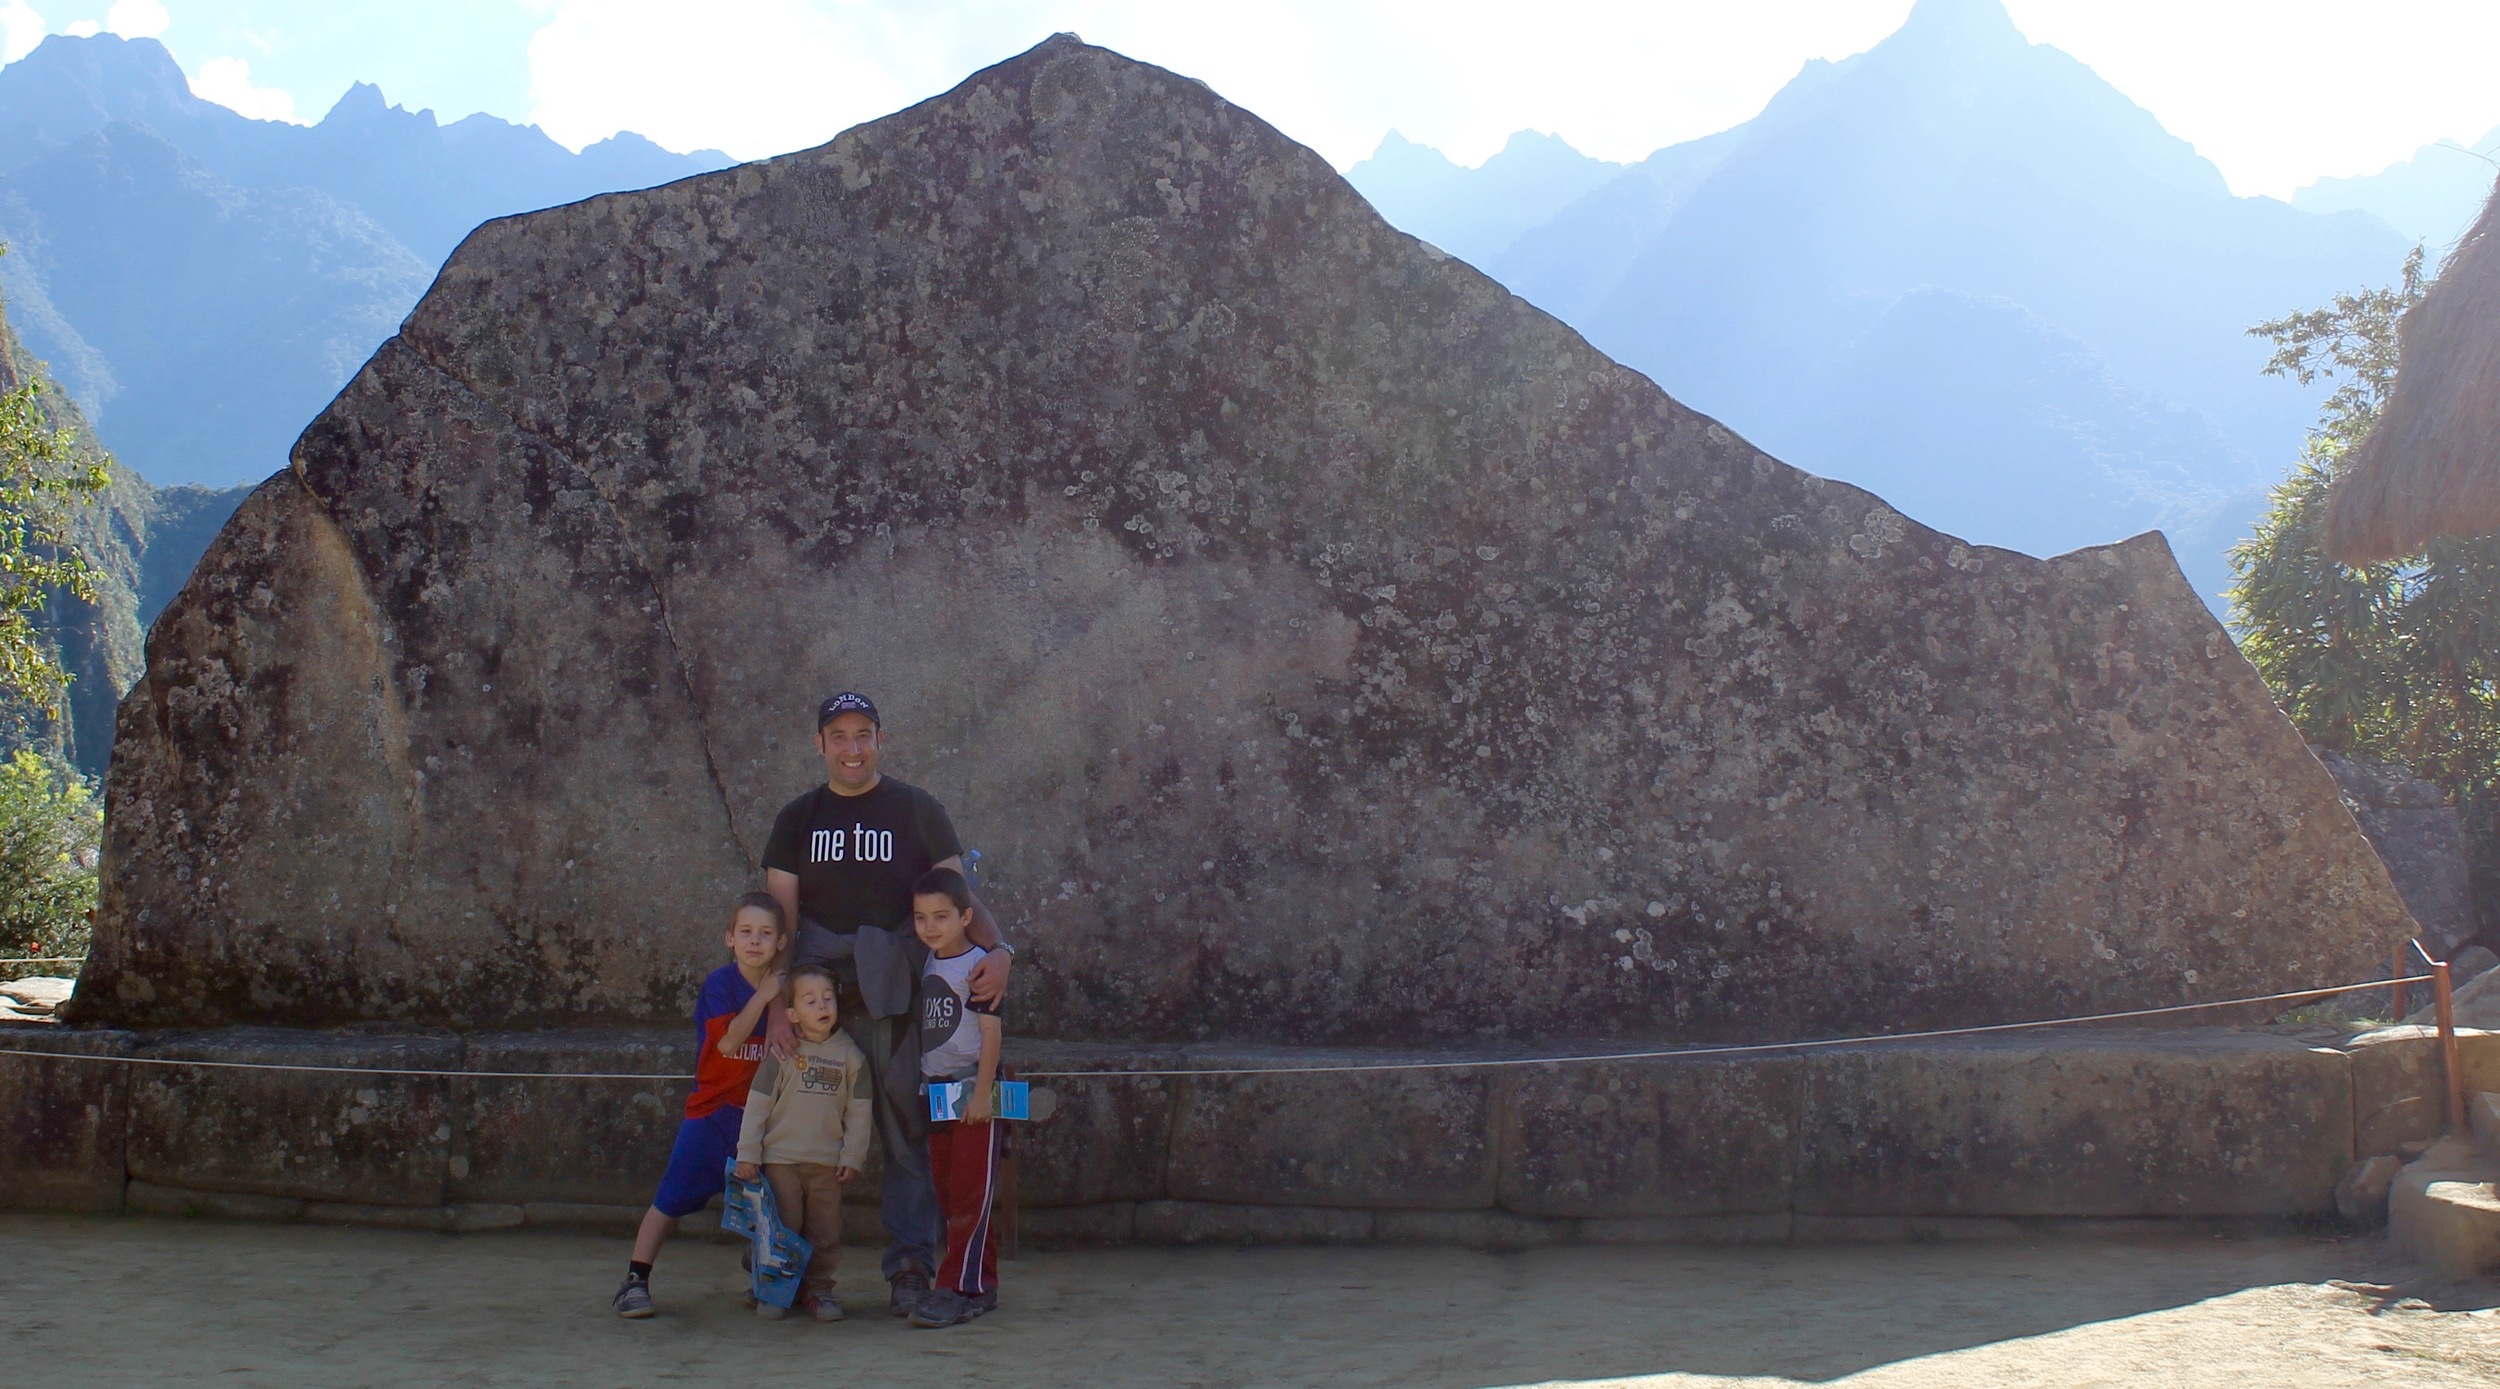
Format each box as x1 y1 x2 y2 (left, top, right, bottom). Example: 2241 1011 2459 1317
0 747 99 969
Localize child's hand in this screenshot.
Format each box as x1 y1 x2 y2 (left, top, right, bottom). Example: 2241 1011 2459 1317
834 1165 859 1183
734 1161 759 1182
966 1083 994 1123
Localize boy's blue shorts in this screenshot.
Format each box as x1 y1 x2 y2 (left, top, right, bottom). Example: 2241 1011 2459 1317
650 1107 744 1218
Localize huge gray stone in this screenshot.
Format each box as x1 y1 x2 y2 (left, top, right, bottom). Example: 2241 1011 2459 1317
82 35 2409 1044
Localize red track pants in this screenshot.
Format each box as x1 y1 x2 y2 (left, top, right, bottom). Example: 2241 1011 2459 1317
928 1118 1001 1298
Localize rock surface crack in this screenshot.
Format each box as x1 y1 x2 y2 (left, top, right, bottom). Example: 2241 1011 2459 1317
389 336 753 866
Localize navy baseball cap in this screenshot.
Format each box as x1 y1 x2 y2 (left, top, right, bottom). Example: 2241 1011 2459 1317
818 691 880 729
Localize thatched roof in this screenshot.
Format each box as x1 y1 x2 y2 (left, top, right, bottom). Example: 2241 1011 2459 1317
2324 180 2500 562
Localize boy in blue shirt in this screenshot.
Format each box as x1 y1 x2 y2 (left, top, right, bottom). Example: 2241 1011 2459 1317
614 892 787 1318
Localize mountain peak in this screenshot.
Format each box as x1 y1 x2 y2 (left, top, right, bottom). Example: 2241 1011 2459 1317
1894 0 2029 49
1495 130 1586 160
0 33 236 154
22 32 191 92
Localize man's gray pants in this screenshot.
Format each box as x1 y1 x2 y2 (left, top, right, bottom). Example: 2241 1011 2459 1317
794 920 943 1281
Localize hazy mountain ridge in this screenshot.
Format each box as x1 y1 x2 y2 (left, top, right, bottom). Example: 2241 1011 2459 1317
2293 124 2500 251
1346 130 1623 268
0 33 733 488
1344 0 2410 607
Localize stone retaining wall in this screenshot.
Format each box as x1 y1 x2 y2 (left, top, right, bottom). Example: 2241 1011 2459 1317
5 1023 2491 1246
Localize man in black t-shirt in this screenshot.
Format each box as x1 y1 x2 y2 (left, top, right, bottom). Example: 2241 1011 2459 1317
759 691 1012 1317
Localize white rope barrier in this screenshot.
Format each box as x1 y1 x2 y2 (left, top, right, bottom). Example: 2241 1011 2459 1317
0 975 2438 1083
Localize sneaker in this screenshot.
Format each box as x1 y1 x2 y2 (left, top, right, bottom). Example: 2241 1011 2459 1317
908 1288 968 1328
962 1290 997 1322
803 1290 845 1323
755 1299 787 1321
887 1268 931 1318
613 1274 654 1319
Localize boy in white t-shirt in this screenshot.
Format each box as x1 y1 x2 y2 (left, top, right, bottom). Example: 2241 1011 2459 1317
903 866 1004 1328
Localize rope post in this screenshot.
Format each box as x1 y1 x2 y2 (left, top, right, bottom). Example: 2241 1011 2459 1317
2433 956 2468 1137
2392 945 2409 1020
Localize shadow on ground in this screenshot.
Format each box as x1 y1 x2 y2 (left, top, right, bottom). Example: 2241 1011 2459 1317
2 1215 2494 1387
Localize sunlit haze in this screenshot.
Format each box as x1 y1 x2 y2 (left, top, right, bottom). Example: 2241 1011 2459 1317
5 0 2498 200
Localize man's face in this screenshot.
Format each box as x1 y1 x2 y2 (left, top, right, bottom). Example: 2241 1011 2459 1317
725 908 783 970
913 893 972 955
817 712 881 792
787 974 840 1041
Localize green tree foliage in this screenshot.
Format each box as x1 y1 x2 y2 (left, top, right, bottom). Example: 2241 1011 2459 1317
0 748 99 966
0 306 110 713
2230 247 2500 912
0 244 111 962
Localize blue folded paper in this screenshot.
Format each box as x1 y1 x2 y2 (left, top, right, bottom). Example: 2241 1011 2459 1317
720 1159 813 1309
926 1078 1031 1121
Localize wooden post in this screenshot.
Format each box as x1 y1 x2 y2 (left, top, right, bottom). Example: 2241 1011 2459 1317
2434 957 2467 1137
2393 945 2409 1020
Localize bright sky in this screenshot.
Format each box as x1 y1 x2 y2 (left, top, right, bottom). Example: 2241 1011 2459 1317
3 0 2497 199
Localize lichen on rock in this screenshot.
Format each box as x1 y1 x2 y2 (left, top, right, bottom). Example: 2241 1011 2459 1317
78 35 2410 1043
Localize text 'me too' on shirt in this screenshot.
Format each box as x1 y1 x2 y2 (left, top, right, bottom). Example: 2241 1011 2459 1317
760 777 963 935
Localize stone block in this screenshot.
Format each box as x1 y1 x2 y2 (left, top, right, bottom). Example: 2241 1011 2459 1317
2336 1155 2402 1226
1797 1029 2352 1217
1131 1200 1375 1245
1497 1053 1798 1218
670 1198 746 1244
2472 1091 2500 1153
450 1202 526 1232
1791 1215 2030 1243
2344 1026 2500 1157
126 1028 457 1206
1006 1041 1177 1207
453 1030 693 1206
303 1202 453 1230
0 1028 132 1212
522 1201 648 1233
2388 1146 2500 1281
1021 1203 1138 1246
1372 1209 1569 1250
125 1179 303 1221
1164 1052 1495 1210
1578 1214 1793 1245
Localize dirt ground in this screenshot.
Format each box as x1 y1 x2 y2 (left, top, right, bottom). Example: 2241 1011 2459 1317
4 1214 2497 1388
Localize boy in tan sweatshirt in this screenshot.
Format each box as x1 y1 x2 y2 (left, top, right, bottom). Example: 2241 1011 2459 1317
734 963 873 1321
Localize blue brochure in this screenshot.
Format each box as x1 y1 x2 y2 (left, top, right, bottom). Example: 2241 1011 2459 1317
926 1078 1031 1121
720 1159 813 1309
